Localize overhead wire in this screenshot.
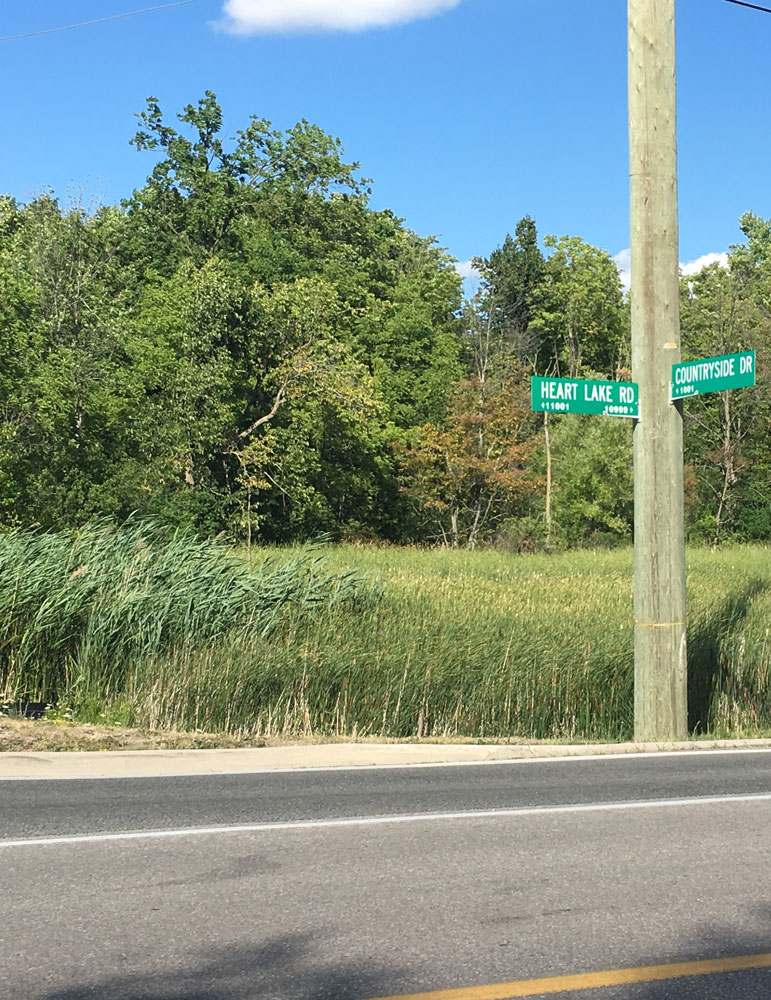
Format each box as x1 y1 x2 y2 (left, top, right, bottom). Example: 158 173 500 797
0 0 207 42
721 0 771 13
3 0 770 42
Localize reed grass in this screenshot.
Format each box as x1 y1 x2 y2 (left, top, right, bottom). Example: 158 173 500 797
2 525 769 740
0 520 377 709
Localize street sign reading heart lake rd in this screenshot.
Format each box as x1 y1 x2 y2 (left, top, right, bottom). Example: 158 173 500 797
531 376 640 419
670 350 756 400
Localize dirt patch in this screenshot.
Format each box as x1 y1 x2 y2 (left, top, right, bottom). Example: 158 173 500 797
0 717 271 753
0 717 543 753
2 717 770 755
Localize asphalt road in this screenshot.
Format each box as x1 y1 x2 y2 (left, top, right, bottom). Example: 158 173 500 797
2 750 771 999
3 749 771 840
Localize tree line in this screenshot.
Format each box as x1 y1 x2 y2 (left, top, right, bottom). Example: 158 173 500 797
1 93 768 548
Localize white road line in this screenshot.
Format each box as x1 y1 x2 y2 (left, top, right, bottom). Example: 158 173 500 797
2 745 771 781
3 791 771 849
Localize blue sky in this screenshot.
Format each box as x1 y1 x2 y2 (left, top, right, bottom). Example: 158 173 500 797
2 0 769 280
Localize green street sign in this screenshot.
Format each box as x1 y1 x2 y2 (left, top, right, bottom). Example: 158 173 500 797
531 376 640 418
671 350 756 400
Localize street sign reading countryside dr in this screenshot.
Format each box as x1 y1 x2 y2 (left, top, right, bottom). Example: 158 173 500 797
531 376 640 419
670 350 756 401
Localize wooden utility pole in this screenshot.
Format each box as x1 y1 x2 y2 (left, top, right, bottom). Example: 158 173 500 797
628 0 688 739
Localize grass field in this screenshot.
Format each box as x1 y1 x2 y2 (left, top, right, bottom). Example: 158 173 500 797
265 544 770 740
2 525 769 741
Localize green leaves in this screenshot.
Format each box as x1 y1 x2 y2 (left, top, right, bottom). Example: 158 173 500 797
533 234 627 379
2 90 768 551
127 92 369 267
679 238 771 543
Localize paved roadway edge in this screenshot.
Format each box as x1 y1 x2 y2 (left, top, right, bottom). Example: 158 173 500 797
2 738 771 779
4 790 771 848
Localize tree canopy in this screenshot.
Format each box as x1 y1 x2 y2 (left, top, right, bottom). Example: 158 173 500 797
0 94 768 548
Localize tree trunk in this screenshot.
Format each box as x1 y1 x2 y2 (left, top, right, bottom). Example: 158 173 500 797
467 498 482 551
246 485 253 564
713 391 736 547
183 454 195 487
450 509 460 549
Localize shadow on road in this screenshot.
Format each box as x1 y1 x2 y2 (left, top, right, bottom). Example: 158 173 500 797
36 930 406 1000
33 909 771 1000
543 904 771 999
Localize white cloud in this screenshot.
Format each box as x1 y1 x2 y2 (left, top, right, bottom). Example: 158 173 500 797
455 259 480 281
613 248 632 294
613 249 728 294
220 0 462 34
680 251 729 276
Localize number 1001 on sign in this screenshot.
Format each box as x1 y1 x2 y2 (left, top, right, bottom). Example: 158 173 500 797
531 376 640 419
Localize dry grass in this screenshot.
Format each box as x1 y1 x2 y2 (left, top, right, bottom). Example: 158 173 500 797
0 717 551 753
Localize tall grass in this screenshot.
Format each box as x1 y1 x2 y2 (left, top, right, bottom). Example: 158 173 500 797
0 520 378 709
2 524 769 740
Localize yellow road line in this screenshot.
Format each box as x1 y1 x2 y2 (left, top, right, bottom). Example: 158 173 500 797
368 952 771 1000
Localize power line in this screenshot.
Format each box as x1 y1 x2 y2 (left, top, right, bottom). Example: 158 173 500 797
0 0 207 41
3 0 764 42
5 0 767 43
722 0 771 13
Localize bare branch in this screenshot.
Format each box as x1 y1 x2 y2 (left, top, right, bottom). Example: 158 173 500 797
230 384 286 447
